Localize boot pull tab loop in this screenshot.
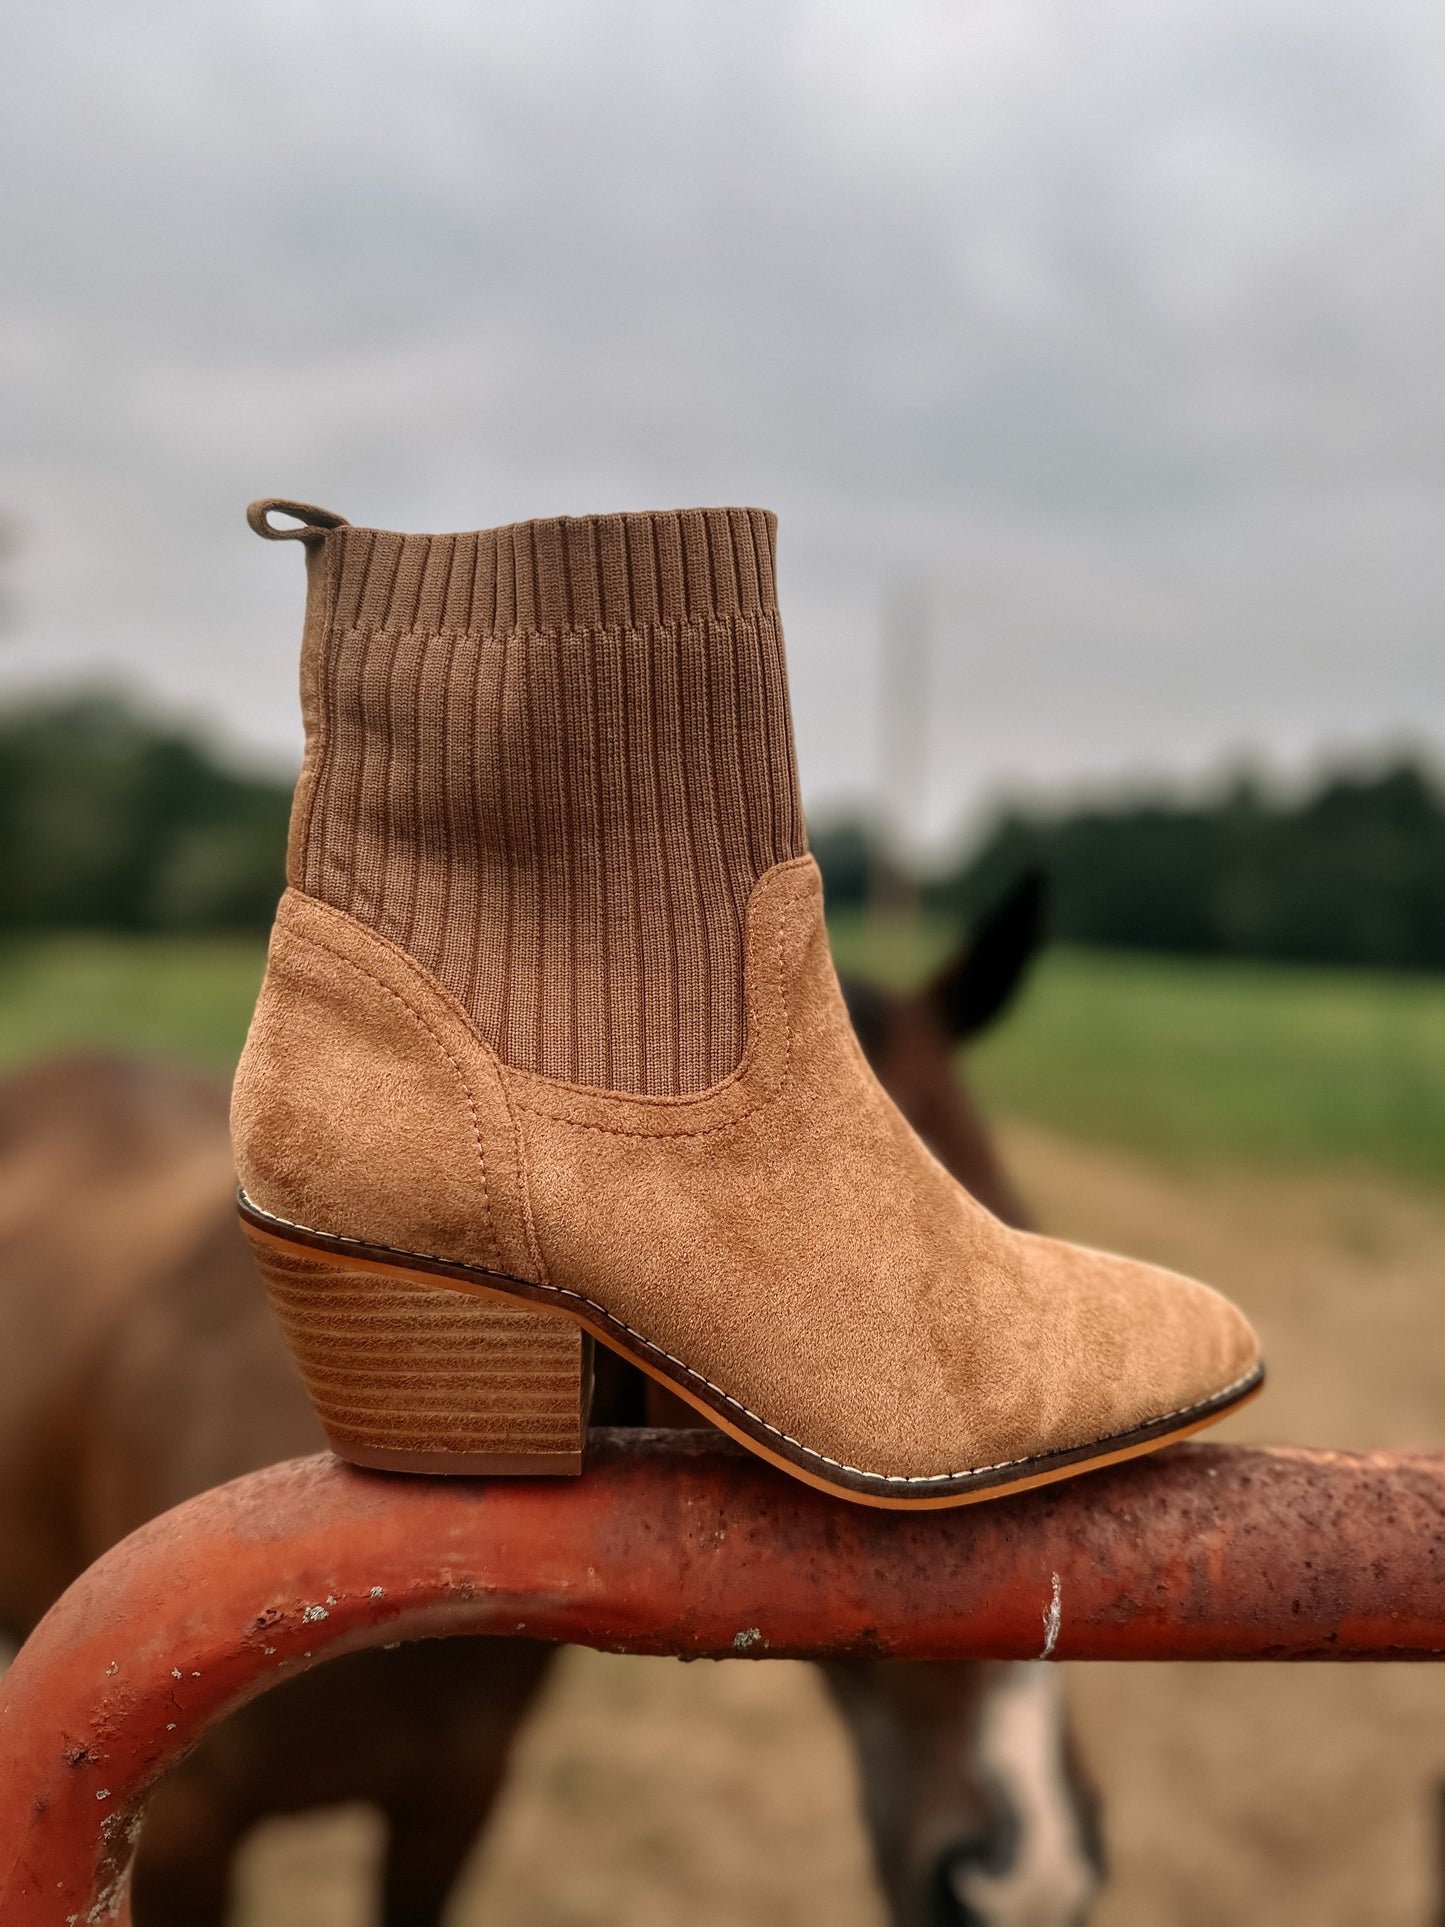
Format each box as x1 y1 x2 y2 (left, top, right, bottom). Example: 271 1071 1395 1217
247 500 350 543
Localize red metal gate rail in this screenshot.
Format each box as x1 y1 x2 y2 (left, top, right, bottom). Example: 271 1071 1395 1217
3 1431 1444 1922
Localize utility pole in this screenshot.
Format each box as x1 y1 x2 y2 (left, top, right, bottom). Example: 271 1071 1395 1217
872 574 927 929
0 517 17 636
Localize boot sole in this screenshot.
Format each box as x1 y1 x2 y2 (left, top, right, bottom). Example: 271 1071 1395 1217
239 1192 1264 1511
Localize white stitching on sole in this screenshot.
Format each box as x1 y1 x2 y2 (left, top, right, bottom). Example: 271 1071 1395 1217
241 1193 1260 1488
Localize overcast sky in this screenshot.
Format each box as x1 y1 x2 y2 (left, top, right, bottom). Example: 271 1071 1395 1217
5 0 1445 849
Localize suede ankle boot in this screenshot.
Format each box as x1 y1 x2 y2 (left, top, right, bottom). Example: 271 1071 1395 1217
233 498 1262 1508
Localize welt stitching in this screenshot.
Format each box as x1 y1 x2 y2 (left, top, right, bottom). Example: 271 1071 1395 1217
289 919 502 1275
245 1192 1259 1486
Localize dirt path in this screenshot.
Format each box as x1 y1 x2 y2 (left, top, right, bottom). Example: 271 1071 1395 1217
221 1134 1445 1922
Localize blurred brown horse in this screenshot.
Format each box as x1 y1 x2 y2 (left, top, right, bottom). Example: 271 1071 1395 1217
0 873 1101 1926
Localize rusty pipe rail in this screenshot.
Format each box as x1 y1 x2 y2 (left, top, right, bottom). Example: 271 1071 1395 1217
3 1432 1444 1922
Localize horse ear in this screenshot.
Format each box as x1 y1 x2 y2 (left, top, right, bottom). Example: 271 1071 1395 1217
926 868 1048 1042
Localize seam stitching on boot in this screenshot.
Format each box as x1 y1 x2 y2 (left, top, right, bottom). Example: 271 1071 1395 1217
296 535 339 887
493 1037 551 1288
287 920 504 1277
511 881 807 1137
245 1193 1257 1486
492 856 815 1108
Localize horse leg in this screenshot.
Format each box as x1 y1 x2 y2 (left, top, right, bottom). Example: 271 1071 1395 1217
377 1635 560 1927
380 1795 502 1927
822 1657 1102 1927
128 1768 249 1925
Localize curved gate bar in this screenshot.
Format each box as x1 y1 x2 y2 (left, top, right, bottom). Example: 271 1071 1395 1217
3 1431 1444 1922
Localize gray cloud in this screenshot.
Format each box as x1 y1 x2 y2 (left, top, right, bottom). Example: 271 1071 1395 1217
4 0 1445 844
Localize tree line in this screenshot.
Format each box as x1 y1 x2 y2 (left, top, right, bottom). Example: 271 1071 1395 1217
815 760 1445 973
1 695 1442 969
0 696 290 932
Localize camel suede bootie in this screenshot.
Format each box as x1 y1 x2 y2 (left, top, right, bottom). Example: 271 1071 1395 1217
233 498 1262 1507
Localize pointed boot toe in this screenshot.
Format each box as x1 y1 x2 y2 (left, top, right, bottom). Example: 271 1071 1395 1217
960 1232 1264 1484
1095 1250 1262 1438
234 500 1263 1507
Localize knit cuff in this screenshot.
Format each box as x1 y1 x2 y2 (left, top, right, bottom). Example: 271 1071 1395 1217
324 507 779 638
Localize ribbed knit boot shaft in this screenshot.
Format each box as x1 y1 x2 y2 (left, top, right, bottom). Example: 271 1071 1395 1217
281 505 808 1096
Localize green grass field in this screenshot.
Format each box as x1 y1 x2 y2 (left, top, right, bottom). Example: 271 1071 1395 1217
0 934 268 1075
831 911 1445 1180
3 923 1444 1180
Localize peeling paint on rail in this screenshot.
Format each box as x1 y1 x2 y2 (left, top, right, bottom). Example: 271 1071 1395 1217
1040 1572 1063 1659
